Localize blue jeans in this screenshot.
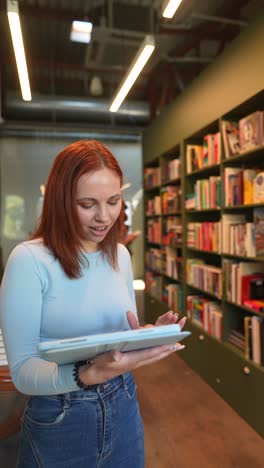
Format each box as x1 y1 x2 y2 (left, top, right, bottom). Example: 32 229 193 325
16 372 144 468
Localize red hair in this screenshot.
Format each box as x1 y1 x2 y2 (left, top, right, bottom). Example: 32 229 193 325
31 140 125 278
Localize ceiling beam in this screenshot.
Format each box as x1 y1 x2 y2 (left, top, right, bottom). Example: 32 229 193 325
167 0 250 60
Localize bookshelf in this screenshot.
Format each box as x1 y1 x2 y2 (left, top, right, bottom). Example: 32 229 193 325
144 145 184 323
143 90 264 437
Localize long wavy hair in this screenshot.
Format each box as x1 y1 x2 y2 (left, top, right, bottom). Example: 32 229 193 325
31 140 125 278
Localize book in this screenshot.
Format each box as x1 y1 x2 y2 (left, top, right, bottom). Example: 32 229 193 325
222 213 246 254
186 144 203 173
239 111 264 152
244 300 264 312
241 274 264 304
251 316 262 365
214 132 221 164
221 120 240 158
228 330 245 351
254 207 264 256
249 277 264 300
253 172 264 204
244 316 252 360
224 167 243 206
260 318 264 365
245 223 256 257
243 169 257 204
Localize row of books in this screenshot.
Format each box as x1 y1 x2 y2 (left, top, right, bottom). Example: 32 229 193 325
146 247 182 280
228 315 264 367
186 132 221 173
227 329 245 352
149 254 264 313
224 168 264 206
146 195 161 216
145 270 184 312
148 208 263 257
161 186 182 213
222 110 264 159
163 216 182 245
186 259 223 298
186 302 263 366
163 283 183 313
185 193 196 210
222 219 256 258
186 176 221 210
222 209 264 257
147 218 162 244
146 186 182 215
223 259 264 306
162 247 182 280
187 222 221 253
186 171 264 209
195 176 222 210
187 295 223 339
145 271 162 301
162 157 181 183
144 167 161 189
146 248 162 273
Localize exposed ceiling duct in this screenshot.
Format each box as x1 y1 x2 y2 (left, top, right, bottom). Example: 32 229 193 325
0 122 141 142
4 93 150 126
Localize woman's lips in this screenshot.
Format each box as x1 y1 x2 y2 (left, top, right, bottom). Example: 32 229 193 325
88 226 108 236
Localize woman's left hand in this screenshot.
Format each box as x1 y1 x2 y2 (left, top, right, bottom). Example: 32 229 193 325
78 310 187 386
126 310 187 331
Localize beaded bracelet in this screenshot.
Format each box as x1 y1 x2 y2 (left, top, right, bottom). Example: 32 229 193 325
73 360 98 391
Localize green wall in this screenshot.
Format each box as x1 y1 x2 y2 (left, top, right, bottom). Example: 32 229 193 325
143 14 264 162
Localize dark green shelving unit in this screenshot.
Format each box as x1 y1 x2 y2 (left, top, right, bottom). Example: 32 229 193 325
143 19 264 435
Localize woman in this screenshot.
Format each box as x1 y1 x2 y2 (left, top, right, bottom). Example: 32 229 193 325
0 140 186 467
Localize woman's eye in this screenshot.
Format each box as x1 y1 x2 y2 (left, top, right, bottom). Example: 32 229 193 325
108 201 118 206
80 205 93 209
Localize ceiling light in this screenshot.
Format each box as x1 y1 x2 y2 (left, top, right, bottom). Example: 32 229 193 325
110 35 155 113
133 279 145 291
70 20 93 44
90 76 103 96
162 0 183 19
7 0 31 101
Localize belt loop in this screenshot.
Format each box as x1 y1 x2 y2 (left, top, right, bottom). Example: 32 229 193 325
121 373 126 389
63 392 71 410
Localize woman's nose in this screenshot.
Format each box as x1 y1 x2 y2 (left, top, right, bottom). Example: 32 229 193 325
95 205 110 222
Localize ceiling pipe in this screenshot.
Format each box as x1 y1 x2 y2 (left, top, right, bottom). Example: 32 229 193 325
5 93 150 125
0 123 141 142
191 12 248 27
163 55 213 63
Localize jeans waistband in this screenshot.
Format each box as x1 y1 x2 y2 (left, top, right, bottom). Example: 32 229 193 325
54 372 132 402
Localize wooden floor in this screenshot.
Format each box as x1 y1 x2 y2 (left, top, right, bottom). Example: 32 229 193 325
1 355 264 468
134 354 264 468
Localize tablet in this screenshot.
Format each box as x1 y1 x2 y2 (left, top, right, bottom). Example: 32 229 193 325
38 325 191 365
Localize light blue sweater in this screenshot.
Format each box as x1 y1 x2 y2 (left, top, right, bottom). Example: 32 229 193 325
0 240 137 395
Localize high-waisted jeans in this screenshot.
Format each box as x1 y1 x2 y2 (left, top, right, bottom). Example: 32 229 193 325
16 372 144 468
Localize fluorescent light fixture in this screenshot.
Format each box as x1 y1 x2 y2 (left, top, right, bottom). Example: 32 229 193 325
162 0 183 18
70 20 93 44
7 0 31 101
110 35 155 113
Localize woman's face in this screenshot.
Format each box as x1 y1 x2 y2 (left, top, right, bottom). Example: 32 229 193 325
76 167 122 251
